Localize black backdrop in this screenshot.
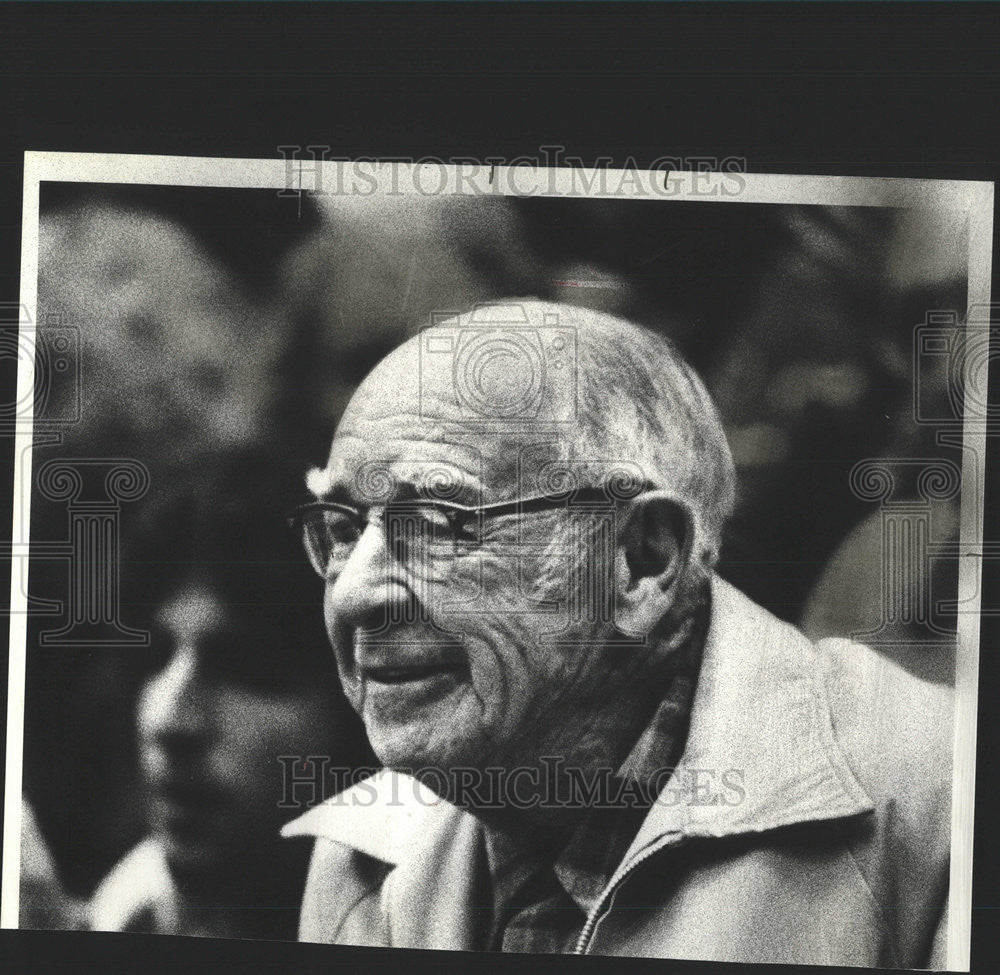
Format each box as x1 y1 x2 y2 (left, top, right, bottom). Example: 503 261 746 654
1 4 999 975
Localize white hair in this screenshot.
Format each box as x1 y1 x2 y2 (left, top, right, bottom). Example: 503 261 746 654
569 303 737 574
452 300 737 580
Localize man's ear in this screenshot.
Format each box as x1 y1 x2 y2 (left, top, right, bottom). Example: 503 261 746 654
614 493 692 637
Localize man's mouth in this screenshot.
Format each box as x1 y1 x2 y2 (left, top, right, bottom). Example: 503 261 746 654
146 777 227 841
362 661 466 684
153 777 223 808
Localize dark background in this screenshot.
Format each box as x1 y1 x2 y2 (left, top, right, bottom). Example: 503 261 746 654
1 3 999 975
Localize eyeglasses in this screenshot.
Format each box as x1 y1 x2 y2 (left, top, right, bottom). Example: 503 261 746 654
286 485 650 582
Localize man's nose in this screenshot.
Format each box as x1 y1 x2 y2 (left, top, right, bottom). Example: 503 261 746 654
138 646 212 752
327 520 415 631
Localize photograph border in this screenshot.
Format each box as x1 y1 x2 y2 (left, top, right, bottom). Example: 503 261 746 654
3 150 993 972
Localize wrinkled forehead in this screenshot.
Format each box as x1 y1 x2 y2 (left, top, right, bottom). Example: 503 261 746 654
311 334 586 505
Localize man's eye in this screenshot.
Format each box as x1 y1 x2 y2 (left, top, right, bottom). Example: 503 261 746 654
387 504 452 534
451 514 482 545
327 515 361 543
420 506 457 533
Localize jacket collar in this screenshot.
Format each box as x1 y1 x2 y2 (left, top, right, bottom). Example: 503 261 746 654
284 575 873 867
281 767 452 864
616 575 873 864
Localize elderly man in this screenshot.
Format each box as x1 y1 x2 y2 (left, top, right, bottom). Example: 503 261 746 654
283 301 952 968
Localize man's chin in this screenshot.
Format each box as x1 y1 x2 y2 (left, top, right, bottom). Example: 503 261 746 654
367 729 455 773
364 713 485 782
361 671 474 762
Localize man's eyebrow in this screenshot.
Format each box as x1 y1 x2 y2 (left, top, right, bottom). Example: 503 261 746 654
384 480 484 508
306 468 482 508
305 467 351 502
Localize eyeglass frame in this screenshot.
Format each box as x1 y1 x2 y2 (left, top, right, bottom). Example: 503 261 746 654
285 482 657 582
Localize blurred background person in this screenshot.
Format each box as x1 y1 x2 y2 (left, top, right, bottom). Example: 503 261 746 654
90 451 376 939
25 192 301 898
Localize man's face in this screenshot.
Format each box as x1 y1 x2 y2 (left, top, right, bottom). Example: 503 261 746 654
138 585 336 885
317 339 642 774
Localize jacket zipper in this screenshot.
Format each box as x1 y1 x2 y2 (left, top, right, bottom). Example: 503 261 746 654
573 832 685 955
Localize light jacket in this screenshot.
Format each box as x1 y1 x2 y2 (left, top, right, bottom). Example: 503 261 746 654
284 577 953 968
90 837 180 935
